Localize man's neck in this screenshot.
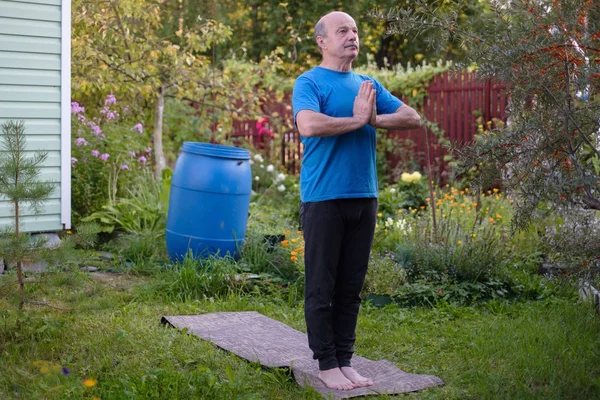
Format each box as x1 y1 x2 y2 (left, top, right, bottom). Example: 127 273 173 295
319 59 353 72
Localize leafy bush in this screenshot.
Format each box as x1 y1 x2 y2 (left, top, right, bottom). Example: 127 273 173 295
71 95 152 221
378 171 429 218
361 253 407 298
374 186 517 283
238 229 303 283
81 169 166 236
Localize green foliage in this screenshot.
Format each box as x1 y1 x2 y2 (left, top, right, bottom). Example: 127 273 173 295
81 170 167 236
71 95 152 220
361 253 407 298
0 121 56 307
377 0 600 264
162 0 486 72
152 253 243 302
356 58 452 109
238 230 301 284
374 186 528 290
0 121 54 217
378 172 429 218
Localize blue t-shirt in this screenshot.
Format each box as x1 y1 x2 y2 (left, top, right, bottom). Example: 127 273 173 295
292 66 403 202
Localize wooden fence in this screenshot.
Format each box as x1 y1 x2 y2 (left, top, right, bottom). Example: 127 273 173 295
231 70 508 179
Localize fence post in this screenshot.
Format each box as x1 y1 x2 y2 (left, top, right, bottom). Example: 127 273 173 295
484 78 492 123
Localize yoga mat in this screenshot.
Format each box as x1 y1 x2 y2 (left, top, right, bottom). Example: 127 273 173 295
161 311 444 399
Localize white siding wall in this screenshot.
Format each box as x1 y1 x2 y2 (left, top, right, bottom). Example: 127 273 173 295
0 0 67 232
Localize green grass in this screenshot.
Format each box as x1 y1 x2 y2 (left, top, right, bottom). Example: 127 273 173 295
1 269 599 399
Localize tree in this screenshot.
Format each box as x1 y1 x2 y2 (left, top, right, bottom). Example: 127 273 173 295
374 0 600 265
157 0 487 72
0 121 54 308
375 0 600 218
72 0 232 178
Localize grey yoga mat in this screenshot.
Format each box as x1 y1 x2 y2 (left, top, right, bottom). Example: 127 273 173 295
161 311 444 399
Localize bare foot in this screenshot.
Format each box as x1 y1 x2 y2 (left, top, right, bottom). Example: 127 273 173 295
340 366 374 387
318 368 357 391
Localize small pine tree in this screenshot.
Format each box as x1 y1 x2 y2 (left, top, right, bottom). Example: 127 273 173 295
0 120 55 308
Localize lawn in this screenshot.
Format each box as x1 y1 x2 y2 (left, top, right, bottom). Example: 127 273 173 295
1 268 599 399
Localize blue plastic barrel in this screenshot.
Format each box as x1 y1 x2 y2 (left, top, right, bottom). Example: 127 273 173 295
166 142 252 261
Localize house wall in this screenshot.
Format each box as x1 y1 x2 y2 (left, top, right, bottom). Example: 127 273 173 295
0 0 70 232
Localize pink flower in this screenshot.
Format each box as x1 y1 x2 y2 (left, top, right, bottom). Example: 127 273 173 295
77 114 86 123
137 156 147 164
71 101 85 115
75 137 88 146
255 117 267 130
87 121 102 136
146 147 152 153
120 164 129 170
132 123 143 134
71 157 78 165
100 153 109 161
104 94 117 105
106 111 118 121
91 150 100 157
129 151 136 157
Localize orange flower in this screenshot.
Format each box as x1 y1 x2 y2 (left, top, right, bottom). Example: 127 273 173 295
290 251 298 256
457 240 463 245
83 378 97 387
66 230 72 235
489 217 496 223
290 256 297 262
281 240 289 247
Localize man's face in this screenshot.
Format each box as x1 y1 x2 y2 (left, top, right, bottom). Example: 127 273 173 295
320 13 359 61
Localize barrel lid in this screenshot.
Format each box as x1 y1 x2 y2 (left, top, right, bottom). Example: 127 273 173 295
181 142 251 160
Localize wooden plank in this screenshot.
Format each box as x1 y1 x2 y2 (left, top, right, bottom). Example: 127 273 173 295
0 34 60 54
10 0 61 5
0 214 62 232
0 198 60 218
0 118 60 134
0 102 61 118
0 0 61 22
0 50 60 70
24 134 61 150
0 68 61 86
0 85 60 102
0 16 61 38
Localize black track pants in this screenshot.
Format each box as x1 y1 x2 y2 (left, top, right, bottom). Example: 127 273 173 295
300 198 377 371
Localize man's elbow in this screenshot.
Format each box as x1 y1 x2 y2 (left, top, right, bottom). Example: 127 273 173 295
297 121 316 137
409 113 422 129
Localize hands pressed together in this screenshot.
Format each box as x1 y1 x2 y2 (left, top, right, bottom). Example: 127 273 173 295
352 80 377 127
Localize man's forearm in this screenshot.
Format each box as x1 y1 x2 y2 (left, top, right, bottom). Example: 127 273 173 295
297 111 366 137
374 105 422 130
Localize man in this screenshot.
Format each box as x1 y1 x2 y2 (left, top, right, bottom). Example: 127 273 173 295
292 11 421 391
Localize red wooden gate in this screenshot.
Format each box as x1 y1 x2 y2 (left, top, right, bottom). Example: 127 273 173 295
390 70 507 181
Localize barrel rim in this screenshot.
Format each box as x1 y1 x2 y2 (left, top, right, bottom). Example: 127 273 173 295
181 142 251 160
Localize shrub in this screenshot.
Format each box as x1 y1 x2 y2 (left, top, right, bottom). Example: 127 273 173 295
71 95 152 220
361 253 407 298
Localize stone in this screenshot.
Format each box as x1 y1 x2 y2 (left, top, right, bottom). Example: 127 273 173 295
95 251 115 261
31 233 61 249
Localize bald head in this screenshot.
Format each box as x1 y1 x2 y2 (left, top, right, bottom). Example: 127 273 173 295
314 12 356 51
